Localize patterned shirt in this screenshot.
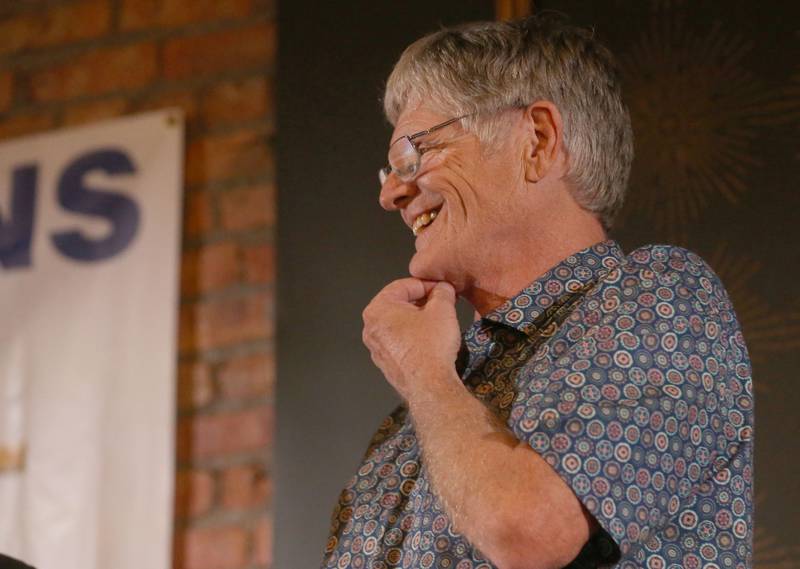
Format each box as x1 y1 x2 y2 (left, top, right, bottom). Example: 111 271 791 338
322 240 754 569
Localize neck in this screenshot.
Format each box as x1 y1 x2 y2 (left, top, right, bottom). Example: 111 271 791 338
462 212 607 316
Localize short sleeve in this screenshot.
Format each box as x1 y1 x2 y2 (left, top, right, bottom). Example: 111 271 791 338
507 253 754 560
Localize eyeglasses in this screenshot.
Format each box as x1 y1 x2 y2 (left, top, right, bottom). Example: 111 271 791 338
378 114 470 186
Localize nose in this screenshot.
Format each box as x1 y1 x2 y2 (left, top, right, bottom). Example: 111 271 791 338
379 174 418 211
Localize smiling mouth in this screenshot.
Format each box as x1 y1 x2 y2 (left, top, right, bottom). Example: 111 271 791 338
412 207 442 236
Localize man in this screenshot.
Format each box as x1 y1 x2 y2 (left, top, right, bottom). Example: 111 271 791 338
322 15 753 569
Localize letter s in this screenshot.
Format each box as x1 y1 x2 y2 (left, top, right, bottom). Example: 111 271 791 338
51 149 140 262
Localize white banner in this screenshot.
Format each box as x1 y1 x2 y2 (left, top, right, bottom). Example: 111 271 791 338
0 109 184 569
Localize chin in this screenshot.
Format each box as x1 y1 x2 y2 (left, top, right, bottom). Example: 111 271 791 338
408 250 444 282
409 252 466 293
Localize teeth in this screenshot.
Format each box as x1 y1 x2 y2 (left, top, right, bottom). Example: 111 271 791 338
412 210 437 236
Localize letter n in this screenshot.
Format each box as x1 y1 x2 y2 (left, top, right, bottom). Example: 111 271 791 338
0 165 37 269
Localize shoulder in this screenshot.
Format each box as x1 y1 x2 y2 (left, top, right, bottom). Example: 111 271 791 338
623 244 714 280
576 242 749 373
599 243 732 319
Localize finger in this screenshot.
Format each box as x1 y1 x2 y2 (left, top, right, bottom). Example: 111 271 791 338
417 280 441 295
427 281 456 306
380 278 430 303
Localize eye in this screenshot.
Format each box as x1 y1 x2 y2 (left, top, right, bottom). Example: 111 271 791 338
418 139 444 153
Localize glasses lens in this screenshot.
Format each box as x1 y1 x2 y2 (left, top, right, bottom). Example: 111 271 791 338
387 137 419 181
378 166 390 186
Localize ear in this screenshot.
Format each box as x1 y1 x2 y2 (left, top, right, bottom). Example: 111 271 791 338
521 101 564 184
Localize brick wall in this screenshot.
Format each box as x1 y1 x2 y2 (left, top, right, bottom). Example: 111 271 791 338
0 1 276 568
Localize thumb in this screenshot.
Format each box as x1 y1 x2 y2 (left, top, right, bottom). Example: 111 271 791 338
427 281 456 305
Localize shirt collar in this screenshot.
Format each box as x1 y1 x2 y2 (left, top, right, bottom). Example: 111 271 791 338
479 239 625 337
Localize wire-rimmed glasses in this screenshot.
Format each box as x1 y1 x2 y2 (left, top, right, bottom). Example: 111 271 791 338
378 114 471 186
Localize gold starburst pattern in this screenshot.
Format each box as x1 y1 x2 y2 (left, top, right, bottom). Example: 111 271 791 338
791 61 800 161
755 528 798 569
754 491 800 569
649 0 686 12
610 0 686 12
795 34 800 162
754 30 800 160
707 244 800 394
617 12 782 232
709 244 800 358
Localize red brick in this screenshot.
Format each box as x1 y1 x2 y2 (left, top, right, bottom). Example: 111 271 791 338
181 242 241 296
183 191 215 239
121 0 253 31
252 515 273 567
179 406 272 459
219 185 275 231
0 111 55 141
221 463 271 510
179 526 248 569
185 129 273 185
203 76 271 126
0 0 111 56
31 42 158 103
134 89 199 125
62 98 128 127
218 352 274 400
163 22 276 80
242 244 274 285
0 73 13 113
179 291 272 352
177 360 214 411
174 468 215 518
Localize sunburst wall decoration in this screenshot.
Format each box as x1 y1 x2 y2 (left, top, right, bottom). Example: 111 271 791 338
618 11 778 232
535 0 800 563
708 244 800 369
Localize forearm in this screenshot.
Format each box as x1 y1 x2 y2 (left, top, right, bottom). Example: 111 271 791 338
361 278 592 567
405 367 589 569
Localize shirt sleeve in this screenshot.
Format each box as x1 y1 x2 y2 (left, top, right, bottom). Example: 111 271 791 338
507 255 754 560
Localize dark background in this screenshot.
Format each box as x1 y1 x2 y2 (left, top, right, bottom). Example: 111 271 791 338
277 1 800 566
541 2 800 564
275 2 494 567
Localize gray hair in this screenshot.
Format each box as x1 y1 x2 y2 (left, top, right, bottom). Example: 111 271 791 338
383 14 634 230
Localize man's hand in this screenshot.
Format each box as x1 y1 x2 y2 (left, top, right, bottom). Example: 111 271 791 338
362 278 596 569
361 278 462 401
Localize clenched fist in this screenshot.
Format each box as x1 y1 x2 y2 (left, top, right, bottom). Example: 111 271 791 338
362 278 462 401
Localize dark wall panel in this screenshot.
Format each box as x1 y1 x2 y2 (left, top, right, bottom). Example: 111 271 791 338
278 0 800 566
275 2 494 567
535 0 800 562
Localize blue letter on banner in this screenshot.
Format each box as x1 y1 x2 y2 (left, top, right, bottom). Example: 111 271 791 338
52 149 140 262
0 164 38 269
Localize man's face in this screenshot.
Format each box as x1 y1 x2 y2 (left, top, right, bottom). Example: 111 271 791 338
379 104 526 292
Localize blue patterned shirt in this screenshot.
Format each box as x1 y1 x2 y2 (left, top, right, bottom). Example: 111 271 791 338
322 240 754 569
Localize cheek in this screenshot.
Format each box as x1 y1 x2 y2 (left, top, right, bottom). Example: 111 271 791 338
418 152 508 229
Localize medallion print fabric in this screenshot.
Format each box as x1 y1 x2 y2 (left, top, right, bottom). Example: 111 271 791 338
322 240 754 569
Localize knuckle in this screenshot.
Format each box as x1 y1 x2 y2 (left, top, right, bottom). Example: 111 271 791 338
362 325 380 347
362 305 374 322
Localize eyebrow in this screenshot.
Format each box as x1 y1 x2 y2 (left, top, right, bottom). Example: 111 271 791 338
389 127 423 147
390 115 467 147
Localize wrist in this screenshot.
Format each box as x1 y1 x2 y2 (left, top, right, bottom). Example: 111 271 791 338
404 364 465 409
